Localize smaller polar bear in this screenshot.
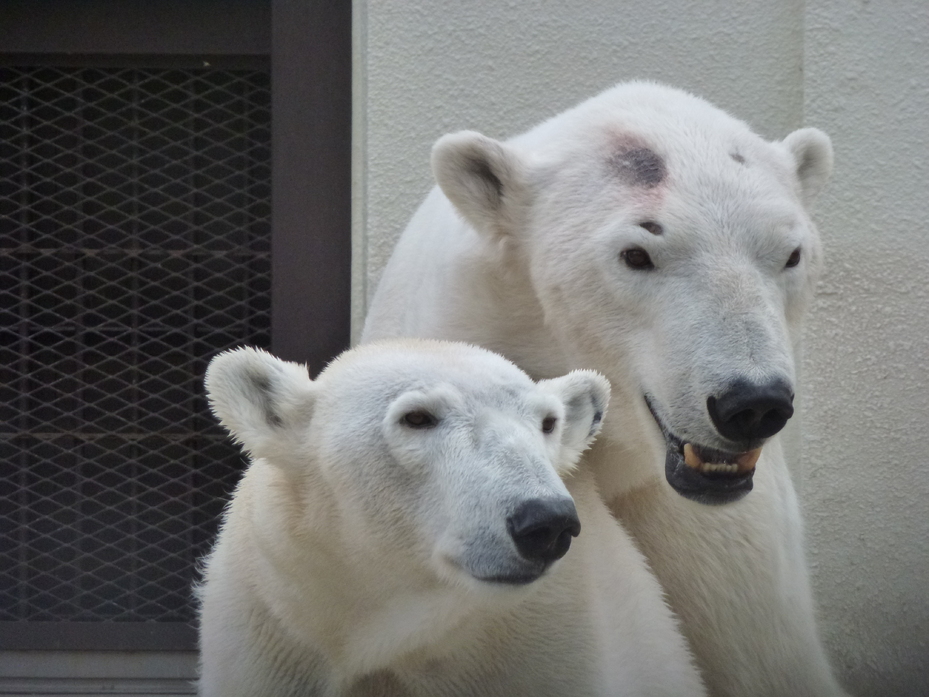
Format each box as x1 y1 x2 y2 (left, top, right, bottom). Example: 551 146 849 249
197 340 706 697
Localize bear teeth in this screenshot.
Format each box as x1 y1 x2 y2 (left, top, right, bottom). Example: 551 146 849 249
701 462 738 474
683 443 762 475
735 447 762 472
682 443 703 469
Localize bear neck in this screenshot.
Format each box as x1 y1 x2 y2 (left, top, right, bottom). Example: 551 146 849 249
365 201 569 381
245 461 500 683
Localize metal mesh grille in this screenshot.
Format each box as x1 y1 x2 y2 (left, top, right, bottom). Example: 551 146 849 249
0 65 271 623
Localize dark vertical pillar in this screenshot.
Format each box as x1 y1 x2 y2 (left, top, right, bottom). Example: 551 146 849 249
271 0 351 373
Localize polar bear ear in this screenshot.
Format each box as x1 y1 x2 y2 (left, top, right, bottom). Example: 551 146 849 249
204 347 316 465
431 130 529 238
780 127 833 208
538 370 611 468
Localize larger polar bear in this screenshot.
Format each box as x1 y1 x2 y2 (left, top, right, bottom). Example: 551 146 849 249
364 82 848 696
198 340 706 697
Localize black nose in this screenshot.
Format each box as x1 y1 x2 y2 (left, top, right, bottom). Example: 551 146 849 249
507 497 581 564
707 379 794 443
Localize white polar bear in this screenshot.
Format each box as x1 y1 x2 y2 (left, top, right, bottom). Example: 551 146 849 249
197 340 706 697
363 82 849 697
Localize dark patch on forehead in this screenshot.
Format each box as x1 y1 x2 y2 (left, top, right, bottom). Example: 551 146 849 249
610 146 666 188
730 152 746 165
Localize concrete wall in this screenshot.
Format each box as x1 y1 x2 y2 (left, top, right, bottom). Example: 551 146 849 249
352 2 929 695
801 1 929 693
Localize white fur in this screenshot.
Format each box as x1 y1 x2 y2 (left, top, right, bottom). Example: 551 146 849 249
363 82 849 696
197 340 705 697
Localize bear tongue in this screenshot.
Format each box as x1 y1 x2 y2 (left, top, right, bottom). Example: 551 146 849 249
683 443 762 475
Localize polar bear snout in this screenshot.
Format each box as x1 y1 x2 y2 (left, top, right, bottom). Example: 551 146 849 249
706 378 794 445
506 496 580 566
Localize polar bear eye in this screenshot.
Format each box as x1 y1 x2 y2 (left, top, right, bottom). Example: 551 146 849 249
785 247 802 268
541 416 557 434
401 410 438 429
620 247 654 270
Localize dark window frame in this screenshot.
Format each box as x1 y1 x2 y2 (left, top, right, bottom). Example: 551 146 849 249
0 0 351 651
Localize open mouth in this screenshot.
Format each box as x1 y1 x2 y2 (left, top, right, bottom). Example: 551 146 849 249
645 397 759 505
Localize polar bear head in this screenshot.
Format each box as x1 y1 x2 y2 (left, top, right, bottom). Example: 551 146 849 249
429 82 832 504
205 340 609 586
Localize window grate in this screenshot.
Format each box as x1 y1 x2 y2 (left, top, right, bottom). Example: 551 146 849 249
0 65 271 624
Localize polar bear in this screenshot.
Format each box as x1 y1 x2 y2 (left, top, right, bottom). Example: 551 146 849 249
197 340 705 697
363 82 849 696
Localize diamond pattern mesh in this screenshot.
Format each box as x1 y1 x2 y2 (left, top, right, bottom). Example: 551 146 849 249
0 66 271 623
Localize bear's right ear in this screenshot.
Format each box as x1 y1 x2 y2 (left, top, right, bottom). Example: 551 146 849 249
779 127 833 209
204 347 315 465
538 370 611 471
431 130 529 239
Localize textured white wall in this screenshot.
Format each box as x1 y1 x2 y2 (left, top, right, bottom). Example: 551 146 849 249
800 2 929 694
352 2 929 694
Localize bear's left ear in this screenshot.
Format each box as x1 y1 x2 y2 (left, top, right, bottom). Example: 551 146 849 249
431 130 529 239
538 370 611 468
779 128 833 208
204 347 316 465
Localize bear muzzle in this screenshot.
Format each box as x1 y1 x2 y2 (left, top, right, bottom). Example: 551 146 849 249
646 395 770 505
